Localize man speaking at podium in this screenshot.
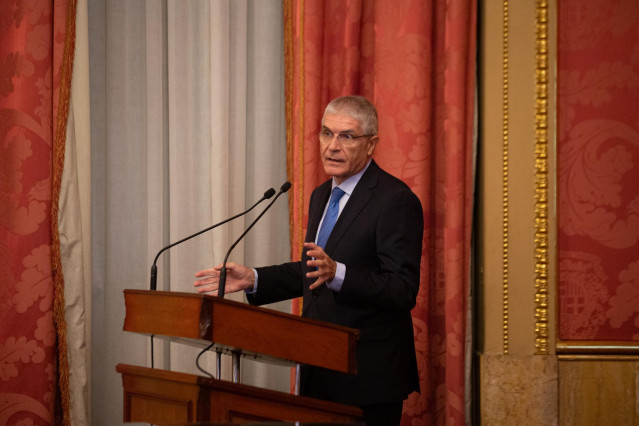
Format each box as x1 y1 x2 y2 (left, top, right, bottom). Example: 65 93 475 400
194 95 423 426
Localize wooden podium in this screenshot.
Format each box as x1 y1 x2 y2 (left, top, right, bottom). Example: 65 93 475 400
117 289 363 424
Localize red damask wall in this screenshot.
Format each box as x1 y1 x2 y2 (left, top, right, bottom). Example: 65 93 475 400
558 1 639 342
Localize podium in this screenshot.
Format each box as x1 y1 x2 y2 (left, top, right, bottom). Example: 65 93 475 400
117 290 363 424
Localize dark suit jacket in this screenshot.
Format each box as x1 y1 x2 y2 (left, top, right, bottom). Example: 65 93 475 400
248 160 423 406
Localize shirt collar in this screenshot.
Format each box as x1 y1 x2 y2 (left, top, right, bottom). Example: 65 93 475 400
331 160 371 196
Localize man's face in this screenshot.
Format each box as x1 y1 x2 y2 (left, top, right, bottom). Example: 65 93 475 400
319 113 378 184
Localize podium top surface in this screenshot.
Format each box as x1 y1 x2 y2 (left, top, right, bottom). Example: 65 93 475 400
123 289 359 374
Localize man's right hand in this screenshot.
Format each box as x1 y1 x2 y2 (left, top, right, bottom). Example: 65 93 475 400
194 262 255 295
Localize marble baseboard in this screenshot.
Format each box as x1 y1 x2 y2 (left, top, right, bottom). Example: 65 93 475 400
480 354 558 426
558 357 639 425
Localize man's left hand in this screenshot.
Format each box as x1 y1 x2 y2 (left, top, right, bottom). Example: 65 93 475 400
304 242 337 290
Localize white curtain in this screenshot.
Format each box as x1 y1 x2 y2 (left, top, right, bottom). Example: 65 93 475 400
88 1 289 424
60 0 92 424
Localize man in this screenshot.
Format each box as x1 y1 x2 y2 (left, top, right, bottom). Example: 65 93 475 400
194 95 423 426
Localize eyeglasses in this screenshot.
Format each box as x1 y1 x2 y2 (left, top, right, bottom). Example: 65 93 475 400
318 129 374 147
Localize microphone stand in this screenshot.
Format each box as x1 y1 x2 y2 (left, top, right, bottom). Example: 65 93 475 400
146 187 275 370
218 182 291 298
149 188 275 291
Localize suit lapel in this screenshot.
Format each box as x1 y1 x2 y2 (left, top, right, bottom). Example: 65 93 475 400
323 161 381 254
301 181 332 287
306 181 332 243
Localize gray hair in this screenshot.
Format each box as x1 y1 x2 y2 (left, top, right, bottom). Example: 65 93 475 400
322 95 378 135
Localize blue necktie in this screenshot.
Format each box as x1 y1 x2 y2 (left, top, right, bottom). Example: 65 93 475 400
316 187 345 249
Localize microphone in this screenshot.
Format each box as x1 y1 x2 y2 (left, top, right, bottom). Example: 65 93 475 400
217 181 291 298
149 187 276 290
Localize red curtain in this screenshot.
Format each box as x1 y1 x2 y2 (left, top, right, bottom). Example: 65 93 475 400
558 1 639 342
284 0 476 423
0 0 76 424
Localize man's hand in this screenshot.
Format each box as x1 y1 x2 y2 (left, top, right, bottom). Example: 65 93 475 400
194 262 255 295
303 242 337 290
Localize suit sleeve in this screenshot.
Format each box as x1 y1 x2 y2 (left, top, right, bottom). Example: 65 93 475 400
246 261 304 306
336 188 424 311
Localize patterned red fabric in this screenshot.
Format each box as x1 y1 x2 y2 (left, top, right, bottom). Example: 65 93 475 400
285 0 476 423
0 0 71 424
558 1 639 341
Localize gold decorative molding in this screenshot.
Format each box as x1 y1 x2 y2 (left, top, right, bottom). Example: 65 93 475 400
502 0 510 355
559 355 639 361
557 341 639 356
534 0 550 355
